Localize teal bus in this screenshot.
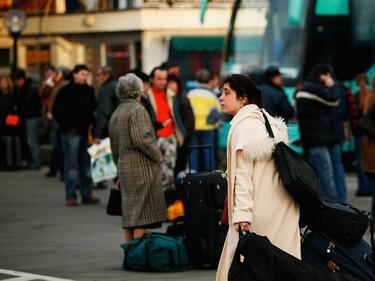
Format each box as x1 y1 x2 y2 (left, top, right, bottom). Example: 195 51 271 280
220 0 375 158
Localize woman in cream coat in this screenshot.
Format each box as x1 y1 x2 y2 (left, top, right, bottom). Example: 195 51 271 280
216 74 301 281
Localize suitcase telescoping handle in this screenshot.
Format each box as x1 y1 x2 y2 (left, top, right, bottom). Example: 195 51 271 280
187 144 213 174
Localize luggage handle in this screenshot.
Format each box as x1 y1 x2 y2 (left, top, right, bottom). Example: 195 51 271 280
340 202 369 216
187 144 213 174
323 200 370 217
370 214 375 265
236 231 251 257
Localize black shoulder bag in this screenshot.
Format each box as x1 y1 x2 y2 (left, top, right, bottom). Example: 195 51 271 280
106 187 122 216
262 111 322 227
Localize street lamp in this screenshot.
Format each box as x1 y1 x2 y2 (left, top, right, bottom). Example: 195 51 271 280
4 10 26 79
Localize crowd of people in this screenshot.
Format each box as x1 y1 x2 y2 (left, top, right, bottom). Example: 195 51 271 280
1 61 374 241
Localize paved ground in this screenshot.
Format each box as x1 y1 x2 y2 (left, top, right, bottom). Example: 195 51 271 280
0 168 372 281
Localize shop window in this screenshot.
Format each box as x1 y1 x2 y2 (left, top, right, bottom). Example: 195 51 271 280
168 36 224 82
0 49 10 67
26 45 51 83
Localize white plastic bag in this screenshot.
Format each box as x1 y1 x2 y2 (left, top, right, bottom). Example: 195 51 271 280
87 138 117 183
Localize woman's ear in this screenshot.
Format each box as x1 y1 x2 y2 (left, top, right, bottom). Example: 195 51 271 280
241 96 248 105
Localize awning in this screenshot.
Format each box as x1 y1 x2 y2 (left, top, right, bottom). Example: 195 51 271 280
169 36 262 54
170 36 224 52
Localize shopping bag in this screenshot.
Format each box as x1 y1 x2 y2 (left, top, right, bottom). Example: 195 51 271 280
87 137 117 183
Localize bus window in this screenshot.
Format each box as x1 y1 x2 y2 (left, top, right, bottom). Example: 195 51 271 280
222 0 308 86
352 0 375 43
223 0 374 81
315 0 349 16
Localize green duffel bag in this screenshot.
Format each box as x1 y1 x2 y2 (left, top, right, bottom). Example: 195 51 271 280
121 233 189 272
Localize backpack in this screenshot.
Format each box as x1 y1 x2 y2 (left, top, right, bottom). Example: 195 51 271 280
121 233 189 272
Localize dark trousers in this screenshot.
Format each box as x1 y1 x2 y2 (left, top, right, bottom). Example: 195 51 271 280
61 132 93 200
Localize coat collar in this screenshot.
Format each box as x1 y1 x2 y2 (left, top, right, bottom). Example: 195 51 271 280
121 99 137 104
230 104 262 127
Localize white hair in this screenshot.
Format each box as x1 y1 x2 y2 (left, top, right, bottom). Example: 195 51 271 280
116 73 143 100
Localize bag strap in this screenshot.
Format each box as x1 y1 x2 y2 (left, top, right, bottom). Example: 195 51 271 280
370 214 375 256
261 111 275 139
342 202 368 215
370 220 375 275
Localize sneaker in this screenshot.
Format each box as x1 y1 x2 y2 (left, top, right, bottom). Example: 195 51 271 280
82 196 100 204
66 198 78 206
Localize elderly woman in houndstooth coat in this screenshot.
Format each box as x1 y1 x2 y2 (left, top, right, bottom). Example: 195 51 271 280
109 73 166 242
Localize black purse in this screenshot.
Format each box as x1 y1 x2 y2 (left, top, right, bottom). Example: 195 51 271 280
106 187 122 216
262 111 322 227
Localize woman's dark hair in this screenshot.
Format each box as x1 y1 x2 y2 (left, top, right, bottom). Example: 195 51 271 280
168 74 183 96
221 74 263 108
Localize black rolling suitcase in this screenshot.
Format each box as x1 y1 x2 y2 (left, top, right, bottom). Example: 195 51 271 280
182 145 228 268
302 230 375 281
0 136 22 170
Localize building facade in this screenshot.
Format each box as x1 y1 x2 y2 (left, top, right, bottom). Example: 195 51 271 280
0 0 267 81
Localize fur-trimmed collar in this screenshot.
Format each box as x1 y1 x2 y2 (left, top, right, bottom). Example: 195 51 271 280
230 104 262 126
230 105 288 162
242 116 288 162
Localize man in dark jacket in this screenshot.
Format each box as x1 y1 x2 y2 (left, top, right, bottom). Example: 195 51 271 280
295 64 340 202
52 64 99 206
259 66 294 121
14 69 42 169
92 66 118 144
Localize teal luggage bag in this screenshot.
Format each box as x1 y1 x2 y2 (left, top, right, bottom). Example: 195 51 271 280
121 233 189 272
